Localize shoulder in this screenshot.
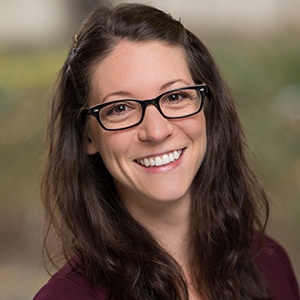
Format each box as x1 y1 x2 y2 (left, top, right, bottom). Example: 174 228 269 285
33 263 106 300
253 233 299 300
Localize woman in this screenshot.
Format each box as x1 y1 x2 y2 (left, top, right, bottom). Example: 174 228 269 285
34 3 299 300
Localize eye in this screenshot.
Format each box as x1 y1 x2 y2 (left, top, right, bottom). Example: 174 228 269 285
110 104 127 114
165 91 189 103
100 101 138 120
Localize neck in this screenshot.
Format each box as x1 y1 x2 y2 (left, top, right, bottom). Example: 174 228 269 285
139 201 200 298
122 195 203 299
123 194 192 269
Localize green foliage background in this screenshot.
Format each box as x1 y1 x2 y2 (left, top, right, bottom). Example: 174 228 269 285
0 31 299 298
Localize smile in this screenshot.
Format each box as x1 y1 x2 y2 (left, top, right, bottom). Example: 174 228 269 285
136 149 183 167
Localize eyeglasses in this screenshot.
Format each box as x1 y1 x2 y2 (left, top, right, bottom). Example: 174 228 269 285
84 84 208 131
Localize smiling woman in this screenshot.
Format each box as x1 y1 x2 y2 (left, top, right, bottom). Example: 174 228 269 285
33 3 299 300
84 41 207 208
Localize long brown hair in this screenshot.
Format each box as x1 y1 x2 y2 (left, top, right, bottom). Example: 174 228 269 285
42 3 270 299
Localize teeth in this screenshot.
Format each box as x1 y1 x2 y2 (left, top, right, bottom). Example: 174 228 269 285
137 149 183 167
149 158 155 166
169 152 175 162
174 151 180 160
144 158 150 167
155 157 163 166
162 154 169 165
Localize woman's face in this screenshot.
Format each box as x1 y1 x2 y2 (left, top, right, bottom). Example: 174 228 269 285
85 41 206 213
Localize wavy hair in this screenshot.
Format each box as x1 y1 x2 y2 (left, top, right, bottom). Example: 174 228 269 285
42 3 270 299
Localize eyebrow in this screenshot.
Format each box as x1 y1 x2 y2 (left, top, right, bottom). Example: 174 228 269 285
101 79 193 103
160 79 192 90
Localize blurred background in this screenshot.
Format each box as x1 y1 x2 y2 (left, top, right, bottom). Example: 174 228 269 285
0 0 299 299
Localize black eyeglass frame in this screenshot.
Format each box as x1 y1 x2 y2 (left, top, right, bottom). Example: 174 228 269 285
84 84 208 131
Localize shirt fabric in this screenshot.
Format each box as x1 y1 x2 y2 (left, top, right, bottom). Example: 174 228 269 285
33 235 299 300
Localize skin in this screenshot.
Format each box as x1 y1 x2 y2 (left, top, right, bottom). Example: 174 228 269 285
85 40 206 250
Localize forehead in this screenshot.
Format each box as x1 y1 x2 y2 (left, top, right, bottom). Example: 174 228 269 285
89 41 193 104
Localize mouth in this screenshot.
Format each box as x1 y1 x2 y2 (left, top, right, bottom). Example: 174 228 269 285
135 149 184 167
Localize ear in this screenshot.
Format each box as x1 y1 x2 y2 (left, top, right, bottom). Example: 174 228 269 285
83 122 98 155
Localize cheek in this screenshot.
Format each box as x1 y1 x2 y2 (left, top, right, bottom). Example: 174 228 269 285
186 113 206 143
190 114 207 161
97 134 115 161
197 130 207 161
96 131 131 168
200 117 207 145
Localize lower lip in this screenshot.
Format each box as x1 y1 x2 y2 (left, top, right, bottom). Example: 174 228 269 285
135 149 185 174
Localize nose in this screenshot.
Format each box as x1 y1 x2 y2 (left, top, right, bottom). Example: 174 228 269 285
137 105 173 142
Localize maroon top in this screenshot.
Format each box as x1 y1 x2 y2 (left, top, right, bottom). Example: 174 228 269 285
33 235 299 300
